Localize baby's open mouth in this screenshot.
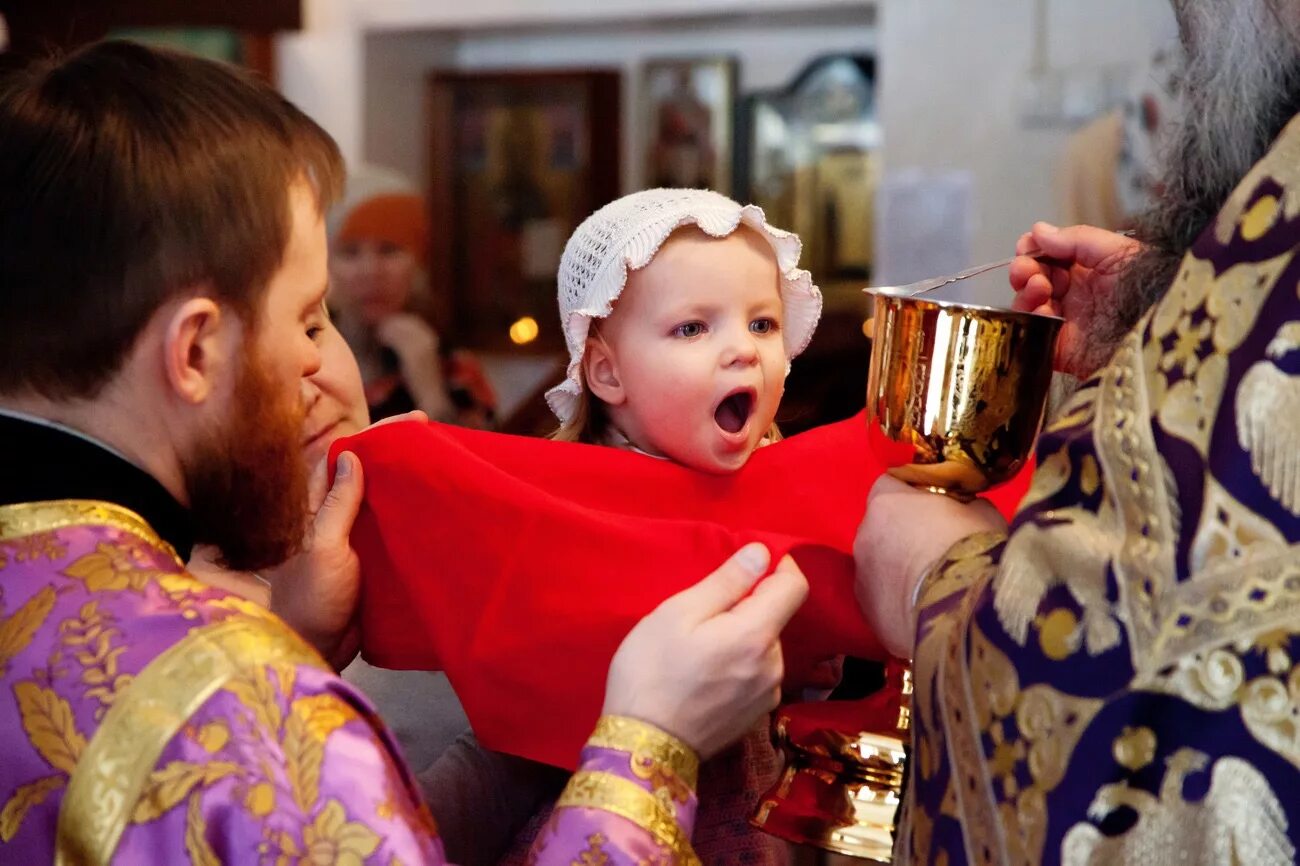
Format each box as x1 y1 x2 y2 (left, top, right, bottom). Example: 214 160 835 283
714 389 755 434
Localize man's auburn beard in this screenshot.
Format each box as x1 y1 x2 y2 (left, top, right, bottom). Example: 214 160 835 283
184 346 310 572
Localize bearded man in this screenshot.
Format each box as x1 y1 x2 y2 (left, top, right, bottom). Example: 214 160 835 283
0 41 812 864
854 1 1300 863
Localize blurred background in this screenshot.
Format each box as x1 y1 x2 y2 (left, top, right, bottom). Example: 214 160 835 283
0 0 1178 436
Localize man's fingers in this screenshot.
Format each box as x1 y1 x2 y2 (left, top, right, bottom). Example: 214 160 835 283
307 455 330 515
368 410 428 430
1031 223 1135 271
664 543 772 622
313 451 365 545
725 555 809 637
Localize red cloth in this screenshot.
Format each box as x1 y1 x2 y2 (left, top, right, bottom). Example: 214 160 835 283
334 413 1031 770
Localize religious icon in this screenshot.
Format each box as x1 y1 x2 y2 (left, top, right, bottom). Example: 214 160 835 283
641 58 737 193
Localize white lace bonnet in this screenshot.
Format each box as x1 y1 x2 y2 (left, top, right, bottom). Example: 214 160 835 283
545 188 823 425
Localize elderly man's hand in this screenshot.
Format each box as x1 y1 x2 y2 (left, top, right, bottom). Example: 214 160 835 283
1009 222 1141 379
602 543 809 759
853 476 1006 658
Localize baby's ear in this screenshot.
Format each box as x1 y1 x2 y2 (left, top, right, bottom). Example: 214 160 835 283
583 337 626 406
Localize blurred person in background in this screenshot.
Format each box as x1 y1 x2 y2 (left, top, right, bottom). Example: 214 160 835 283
328 166 497 427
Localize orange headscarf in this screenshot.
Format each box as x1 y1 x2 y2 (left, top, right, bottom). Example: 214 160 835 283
335 193 428 268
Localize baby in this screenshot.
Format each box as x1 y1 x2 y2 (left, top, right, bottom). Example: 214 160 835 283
534 188 824 863
548 187 821 477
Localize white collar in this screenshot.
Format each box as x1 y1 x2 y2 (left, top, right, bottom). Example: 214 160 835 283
603 425 670 461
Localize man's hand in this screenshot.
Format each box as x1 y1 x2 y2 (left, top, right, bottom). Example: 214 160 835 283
269 451 365 668
853 476 1006 659
602 543 809 760
1009 222 1142 379
269 411 427 669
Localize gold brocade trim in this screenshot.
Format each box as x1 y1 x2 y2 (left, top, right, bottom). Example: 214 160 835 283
54 616 326 865
0 500 180 564
556 770 700 866
586 715 700 790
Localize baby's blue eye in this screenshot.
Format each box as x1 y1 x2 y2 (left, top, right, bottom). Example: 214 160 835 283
672 322 706 338
751 318 778 335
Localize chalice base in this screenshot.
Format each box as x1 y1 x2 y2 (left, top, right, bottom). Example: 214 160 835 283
751 731 905 862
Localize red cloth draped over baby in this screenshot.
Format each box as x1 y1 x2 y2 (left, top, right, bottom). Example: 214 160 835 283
334 412 1031 770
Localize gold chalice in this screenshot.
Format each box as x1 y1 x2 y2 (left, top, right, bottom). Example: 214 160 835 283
753 290 1061 861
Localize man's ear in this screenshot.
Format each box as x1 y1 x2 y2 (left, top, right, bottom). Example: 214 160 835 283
161 297 235 405
583 335 626 406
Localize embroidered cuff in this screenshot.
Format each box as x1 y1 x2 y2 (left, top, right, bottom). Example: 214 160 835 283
555 770 700 866
585 715 700 791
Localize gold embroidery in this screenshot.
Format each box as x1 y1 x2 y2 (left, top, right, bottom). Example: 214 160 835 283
184 791 220 866
994 504 1121 655
0 500 179 563
285 694 357 813
948 623 1103 863
62 542 173 594
1190 479 1288 575
1061 751 1293 865
1217 115 1300 245
189 720 230 754
0 531 66 571
0 584 57 677
916 530 1005 611
0 774 64 842
1157 354 1228 458
59 601 132 719
1207 253 1291 353
1240 664 1300 770
131 760 241 823
1237 324 1300 517
555 771 699 866
15 681 87 774
1095 329 1176 668
301 798 381 866
244 781 276 818
572 833 609 866
1112 727 1156 772
55 615 324 866
587 715 699 795
1147 549 1300 676
1241 194 1280 241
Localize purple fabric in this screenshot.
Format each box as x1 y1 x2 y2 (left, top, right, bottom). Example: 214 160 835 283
0 515 698 863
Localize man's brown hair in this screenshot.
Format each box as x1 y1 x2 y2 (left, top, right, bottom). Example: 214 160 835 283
0 39 344 399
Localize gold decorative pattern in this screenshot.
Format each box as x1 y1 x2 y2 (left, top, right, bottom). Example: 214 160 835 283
1112 727 1157 772
555 771 700 866
572 833 609 866
1061 752 1293 865
0 501 179 564
586 715 699 796
0 775 64 842
54 616 325 865
1095 329 1176 670
1237 324 1300 517
0 584 57 677
15 681 87 774
0 531 67 571
184 791 220 866
300 798 381 865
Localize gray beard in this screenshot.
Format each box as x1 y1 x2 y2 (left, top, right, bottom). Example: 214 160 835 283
1103 0 1300 349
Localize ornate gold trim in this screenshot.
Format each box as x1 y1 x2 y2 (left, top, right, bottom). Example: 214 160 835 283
556 770 700 866
586 715 700 790
55 616 325 865
0 500 179 564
